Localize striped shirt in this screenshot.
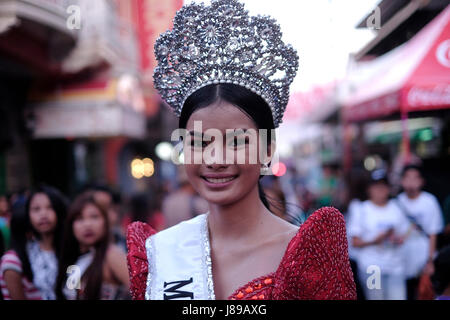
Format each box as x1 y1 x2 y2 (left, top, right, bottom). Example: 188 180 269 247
0 250 42 300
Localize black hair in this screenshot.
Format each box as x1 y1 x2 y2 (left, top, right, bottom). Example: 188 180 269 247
80 184 113 196
432 245 450 296
179 83 276 213
111 190 122 205
180 83 275 141
367 177 389 187
401 164 423 178
10 185 68 282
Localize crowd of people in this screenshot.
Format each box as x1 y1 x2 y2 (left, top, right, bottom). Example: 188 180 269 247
0 174 211 301
345 165 450 300
250 162 450 300
0 164 449 300
0 186 132 300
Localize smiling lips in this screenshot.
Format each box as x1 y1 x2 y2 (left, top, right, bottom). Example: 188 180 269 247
201 174 237 186
204 176 235 183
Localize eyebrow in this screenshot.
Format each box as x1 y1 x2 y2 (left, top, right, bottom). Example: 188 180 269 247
188 131 212 140
225 128 252 139
187 129 252 140
188 131 202 138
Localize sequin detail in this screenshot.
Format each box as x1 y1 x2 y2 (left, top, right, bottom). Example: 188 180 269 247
144 236 156 300
126 222 156 300
202 213 216 300
153 0 300 128
127 207 357 300
227 207 357 300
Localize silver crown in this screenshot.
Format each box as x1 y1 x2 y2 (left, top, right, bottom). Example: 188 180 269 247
153 0 299 127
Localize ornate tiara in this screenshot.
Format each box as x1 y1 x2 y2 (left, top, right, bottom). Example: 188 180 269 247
153 0 299 127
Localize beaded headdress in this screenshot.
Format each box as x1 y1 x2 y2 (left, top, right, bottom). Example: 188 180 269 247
153 0 299 127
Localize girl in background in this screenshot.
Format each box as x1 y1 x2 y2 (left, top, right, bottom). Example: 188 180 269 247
56 192 129 300
0 186 68 300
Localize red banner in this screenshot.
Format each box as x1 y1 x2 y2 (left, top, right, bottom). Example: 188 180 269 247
135 0 183 117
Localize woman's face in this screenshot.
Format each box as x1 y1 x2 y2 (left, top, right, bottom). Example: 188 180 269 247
401 168 423 194
184 101 270 206
368 182 390 205
29 193 58 235
73 203 106 248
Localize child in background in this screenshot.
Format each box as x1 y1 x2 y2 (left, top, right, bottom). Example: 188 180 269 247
55 192 129 300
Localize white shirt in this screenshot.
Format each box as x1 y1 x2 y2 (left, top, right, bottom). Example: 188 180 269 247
26 241 58 300
345 199 362 261
397 191 444 236
396 191 444 278
347 200 410 276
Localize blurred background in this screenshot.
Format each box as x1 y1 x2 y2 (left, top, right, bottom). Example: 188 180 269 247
0 0 449 300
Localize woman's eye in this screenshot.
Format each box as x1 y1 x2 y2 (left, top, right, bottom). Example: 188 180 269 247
190 140 207 148
230 137 248 147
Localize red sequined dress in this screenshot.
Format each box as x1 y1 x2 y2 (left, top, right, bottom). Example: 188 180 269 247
126 206 356 300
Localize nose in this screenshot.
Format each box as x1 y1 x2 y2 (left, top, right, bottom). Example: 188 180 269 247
203 142 227 166
78 218 92 230
206 162 229 171
35 208 47 219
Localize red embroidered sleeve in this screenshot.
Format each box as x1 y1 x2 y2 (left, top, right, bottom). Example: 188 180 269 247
272 207 357 300
126 222 157 300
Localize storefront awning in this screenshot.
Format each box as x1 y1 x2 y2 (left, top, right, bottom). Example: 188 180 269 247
29 76 146 139
0 0 77 37
341 5 450 122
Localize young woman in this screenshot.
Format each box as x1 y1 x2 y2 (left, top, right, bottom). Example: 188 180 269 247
56 192 129 300
127 0 356 300
0 186 67 300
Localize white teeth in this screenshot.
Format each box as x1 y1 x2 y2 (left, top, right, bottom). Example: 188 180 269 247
205 177 235 183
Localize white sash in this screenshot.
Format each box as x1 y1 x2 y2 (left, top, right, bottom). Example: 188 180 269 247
145 213 215 300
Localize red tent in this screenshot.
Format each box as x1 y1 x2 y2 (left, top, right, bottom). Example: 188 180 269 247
342 5 450 122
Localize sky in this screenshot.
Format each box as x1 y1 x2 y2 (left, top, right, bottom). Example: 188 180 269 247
184 0 380 92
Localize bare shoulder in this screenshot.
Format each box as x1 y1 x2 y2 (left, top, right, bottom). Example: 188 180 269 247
273 213 299 233
280 223 300 246
265 214 299 247
106 244 126 263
